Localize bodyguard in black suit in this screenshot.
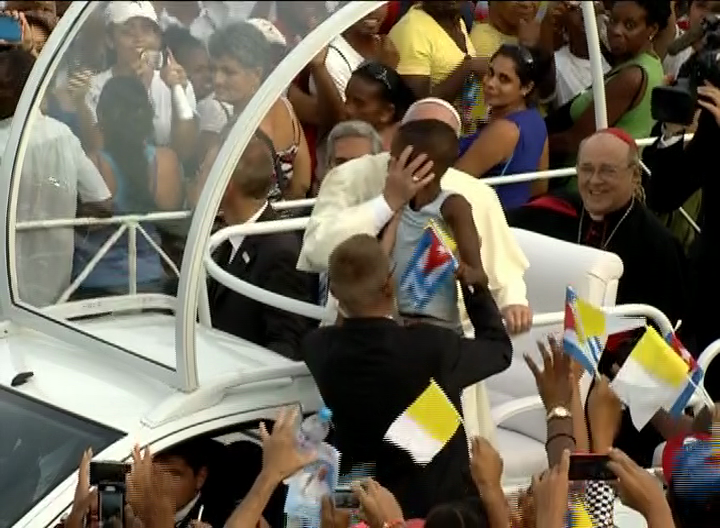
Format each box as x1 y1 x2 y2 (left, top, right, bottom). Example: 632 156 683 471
208 136 312 360
302 234 513 519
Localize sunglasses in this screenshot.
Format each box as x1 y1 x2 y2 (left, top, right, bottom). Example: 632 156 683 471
358 60 393 91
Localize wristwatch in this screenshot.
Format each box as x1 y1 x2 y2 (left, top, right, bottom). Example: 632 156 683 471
546 406 572 421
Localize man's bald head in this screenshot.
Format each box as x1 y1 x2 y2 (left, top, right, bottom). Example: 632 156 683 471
402 97 462 137
578 128 639 166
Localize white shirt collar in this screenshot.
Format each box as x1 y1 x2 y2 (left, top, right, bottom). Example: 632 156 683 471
174 493 201 524
228 201 269 262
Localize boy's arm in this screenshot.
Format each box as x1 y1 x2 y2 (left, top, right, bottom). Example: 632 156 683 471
440 194 482 271
380 212 402 256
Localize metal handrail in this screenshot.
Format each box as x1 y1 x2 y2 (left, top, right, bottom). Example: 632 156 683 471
11 131 700 308
12 133 697 232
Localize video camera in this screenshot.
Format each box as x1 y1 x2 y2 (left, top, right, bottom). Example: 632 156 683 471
651 14 720 125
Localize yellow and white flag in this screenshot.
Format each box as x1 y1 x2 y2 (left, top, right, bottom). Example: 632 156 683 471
384 379 463 465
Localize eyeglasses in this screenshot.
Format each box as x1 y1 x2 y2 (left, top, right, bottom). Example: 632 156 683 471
576 163 635 180
358 61 392 91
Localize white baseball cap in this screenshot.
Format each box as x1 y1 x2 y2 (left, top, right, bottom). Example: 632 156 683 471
247 18 287 47
104 1 158 27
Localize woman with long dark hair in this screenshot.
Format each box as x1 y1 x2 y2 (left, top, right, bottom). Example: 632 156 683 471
455 44 549 210
72 75 183 298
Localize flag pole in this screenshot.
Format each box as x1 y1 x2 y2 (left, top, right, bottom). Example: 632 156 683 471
672 320 714 410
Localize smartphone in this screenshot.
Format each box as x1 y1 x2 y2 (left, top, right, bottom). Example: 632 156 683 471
0 16 22 43
98 485 124 528
333 490 360 509
89 461 130 485
141 49 164 70
568 454 617 481
90 462 130 528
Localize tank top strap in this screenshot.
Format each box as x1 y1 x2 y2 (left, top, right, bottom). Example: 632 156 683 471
279 96 300 144
425 189 456 217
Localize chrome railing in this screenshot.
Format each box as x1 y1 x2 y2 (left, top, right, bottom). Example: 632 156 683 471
13 133 699 307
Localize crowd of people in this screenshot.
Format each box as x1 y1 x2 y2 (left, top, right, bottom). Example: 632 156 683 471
3 0 720 527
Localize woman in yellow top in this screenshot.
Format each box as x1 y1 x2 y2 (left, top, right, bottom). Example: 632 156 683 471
549 0 671 163
469 1 543 121
388 1 488 136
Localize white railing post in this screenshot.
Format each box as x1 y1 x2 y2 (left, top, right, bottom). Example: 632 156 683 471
57 224 128 302
583 1 608 129
128 224 137 296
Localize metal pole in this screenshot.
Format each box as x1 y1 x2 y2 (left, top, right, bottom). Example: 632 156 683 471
582 1 608 129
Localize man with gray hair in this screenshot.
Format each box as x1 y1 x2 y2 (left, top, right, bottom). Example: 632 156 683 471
300 98 531 334
325 120 384 173
317 121 384 303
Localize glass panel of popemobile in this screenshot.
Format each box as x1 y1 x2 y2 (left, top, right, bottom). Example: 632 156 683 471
1 0 370 388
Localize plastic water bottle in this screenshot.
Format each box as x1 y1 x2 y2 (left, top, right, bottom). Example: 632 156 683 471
285 407 335 528
296 406 332 451
284 407 333 484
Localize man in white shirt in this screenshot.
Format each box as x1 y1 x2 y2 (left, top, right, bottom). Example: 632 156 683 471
298 98 532 442
554 2 610 107
299 98 532 333
0 49 111 308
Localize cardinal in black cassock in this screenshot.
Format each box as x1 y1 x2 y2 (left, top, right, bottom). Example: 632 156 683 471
507 128 692 467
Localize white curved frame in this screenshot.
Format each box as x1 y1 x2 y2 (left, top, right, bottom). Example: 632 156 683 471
0 1 706 396
175 1 387 391
0 2 181 386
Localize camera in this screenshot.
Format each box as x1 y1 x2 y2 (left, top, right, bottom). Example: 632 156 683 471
90 461 130 528
652 15 720 125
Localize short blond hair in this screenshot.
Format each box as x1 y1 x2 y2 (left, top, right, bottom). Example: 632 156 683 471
329 234 391 315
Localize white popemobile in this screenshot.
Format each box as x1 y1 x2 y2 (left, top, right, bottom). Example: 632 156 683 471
0 2 718 528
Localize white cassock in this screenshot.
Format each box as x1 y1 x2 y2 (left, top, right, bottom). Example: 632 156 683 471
297 152 530 446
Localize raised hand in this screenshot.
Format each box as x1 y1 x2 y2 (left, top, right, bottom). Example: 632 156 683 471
383 146 435 211
586 375 623 451
65 448 97 528
259 406 318 483
353 478 404 528
160 49 188 88
698 81 720 126
607 448 671 522
533 449 571 528
524 336 574 410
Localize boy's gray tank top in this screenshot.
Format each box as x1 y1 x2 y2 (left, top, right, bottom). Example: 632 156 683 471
391 189 461 330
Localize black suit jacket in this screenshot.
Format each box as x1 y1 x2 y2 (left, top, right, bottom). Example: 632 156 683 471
208 206 312 360
302 286 512 519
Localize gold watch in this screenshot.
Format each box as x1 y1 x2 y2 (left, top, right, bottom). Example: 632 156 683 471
546 406 572 421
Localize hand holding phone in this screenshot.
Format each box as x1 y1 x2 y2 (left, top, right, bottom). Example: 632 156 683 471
333 490 360 509
568 454 617 481
90 461 131 528
0 14 23 43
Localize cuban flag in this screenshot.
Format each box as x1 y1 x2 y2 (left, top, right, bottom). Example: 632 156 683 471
563 287 605 375
398 221 458 312
664 332 704 416
563 286 645 376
